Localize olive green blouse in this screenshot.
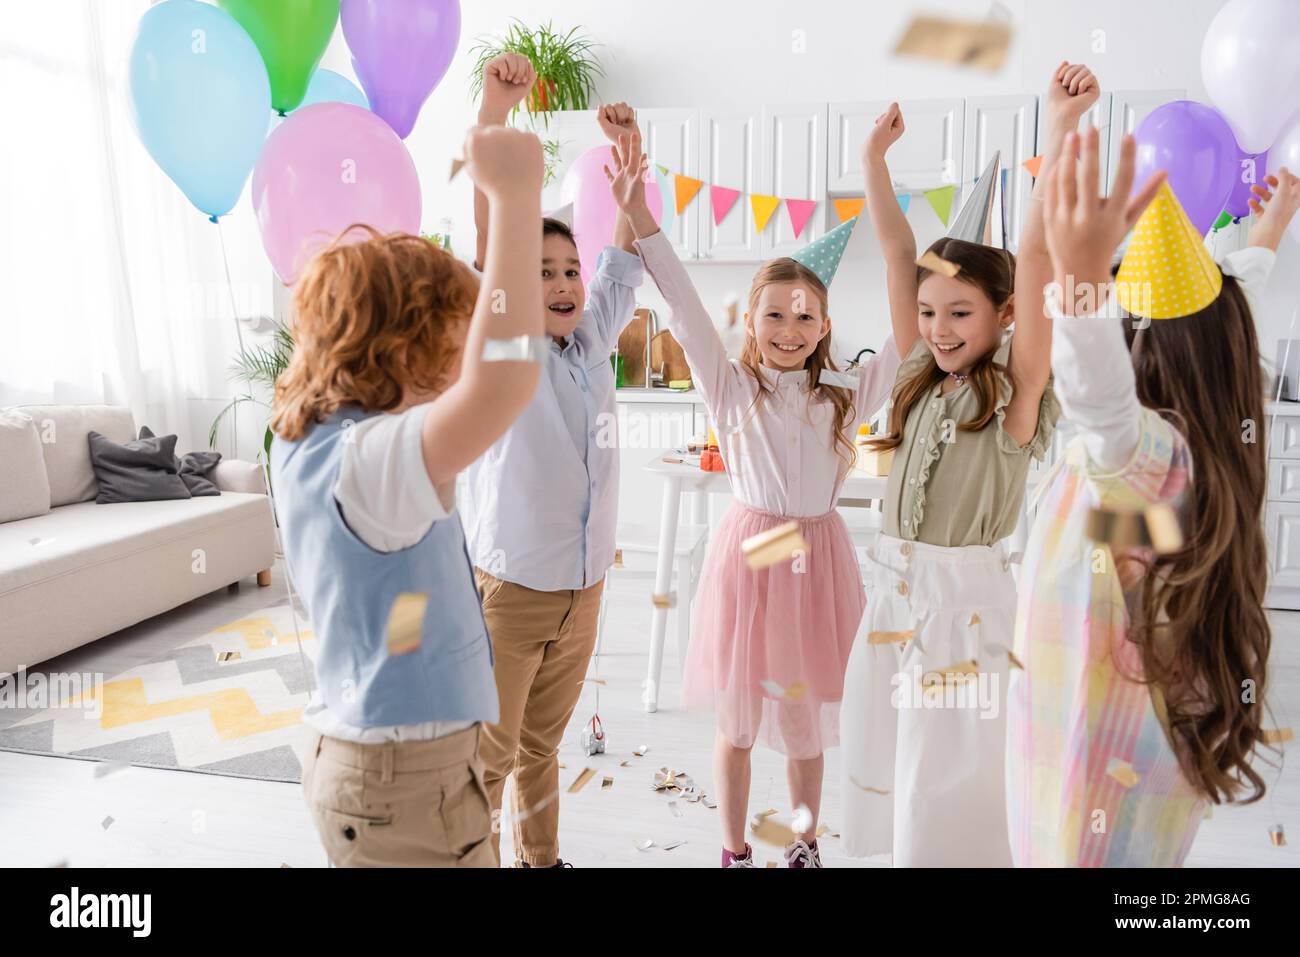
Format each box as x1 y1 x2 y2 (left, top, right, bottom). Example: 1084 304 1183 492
881 336 1061 547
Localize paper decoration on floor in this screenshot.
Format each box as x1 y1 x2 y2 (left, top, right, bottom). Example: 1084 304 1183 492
637 839 655 850
867 630 914 645
1116 181 1223 320
633 744 649 756
1023 154 1044 178
653 768 692 793
751 194 781 233
791 216 859 288
750 813 798 847
742 520 809 570
948 151 1001 246
711 185 742 225
601 776 614 791
759 679 808 700
619 760 630 767
786 198 818 238
833 197 865 224
668 800 683 817
1086 504 1184 554
1106 758 1140 789
849 777 890 795
567 767 597 793
674 174 704 215
449 157 465 181
892 13 1015 72
613 548 624 569
923 185 957 227
916 250 960 278
385 592 427 656
101 816 114 830
1262 728 1294 745
1269 824 1287 846
216 651 241 663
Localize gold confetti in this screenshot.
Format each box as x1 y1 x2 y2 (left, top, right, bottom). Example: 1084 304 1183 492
750 815 798 847
742 521 808 570
849 777 890 795
651 592 675 609
601 776 614 791
216 651 241 663
633 745 649 757
868 630 914 645
449 157 466 181
1262 727 1294 745
1007 649 1024 671
759 679 808 700
1086 505 1183 555
1269 824 1286 847
755 808 779 820
578 677 607 686
567 767 597 794
385 592 427 656
916 249 961 277
922 660 979 693
1143 504 1183 553
1106 758 1140 789
766 861 778 868
893 14 1014 72
279 863 292 868
619 760 631 768
613 549 624 569
968 612 981 626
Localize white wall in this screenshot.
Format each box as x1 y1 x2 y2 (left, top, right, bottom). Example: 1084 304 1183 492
310 0 1297 367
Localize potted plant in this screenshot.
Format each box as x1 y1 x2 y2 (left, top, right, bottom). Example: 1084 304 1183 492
208 318 294 462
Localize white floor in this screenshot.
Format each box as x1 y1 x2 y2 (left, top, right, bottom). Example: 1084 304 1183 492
1 560 1296 868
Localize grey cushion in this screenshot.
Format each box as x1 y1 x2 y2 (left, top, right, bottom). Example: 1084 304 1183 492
87 430 192 504
139 426 222 496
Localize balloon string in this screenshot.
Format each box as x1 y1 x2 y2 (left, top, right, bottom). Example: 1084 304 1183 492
260 459 311 703
215 218 248 460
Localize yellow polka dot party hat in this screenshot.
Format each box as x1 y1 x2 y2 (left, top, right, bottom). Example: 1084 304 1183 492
1115 181 1222 320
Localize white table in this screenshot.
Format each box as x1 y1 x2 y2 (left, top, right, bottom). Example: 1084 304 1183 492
638 455 890 712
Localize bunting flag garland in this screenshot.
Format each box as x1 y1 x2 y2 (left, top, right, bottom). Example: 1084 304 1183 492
923 185 957 226
897 193 912 215
785 198 818 238
711 185 742 226
833 197 865 224
750 194 781 233
1022 154 1044 178
673 174 704 215
654 166 677 234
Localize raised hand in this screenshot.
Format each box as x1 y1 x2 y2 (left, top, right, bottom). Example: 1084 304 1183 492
1247 169 1300 251
1047 61 1101 128
604 130 658 240
464 124 544 201
1042 128 1165 315
863 102 905 162
597 102 638 143
479 53 536 123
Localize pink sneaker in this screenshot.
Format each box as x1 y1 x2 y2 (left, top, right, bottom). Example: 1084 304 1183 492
722 844 755 868
784 839 822 868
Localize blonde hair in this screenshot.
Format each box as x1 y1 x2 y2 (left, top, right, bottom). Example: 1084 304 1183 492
272 227 480 441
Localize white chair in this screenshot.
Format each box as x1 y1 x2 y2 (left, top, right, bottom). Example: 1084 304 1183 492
594 522 710 678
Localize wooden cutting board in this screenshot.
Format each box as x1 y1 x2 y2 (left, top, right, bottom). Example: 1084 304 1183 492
650 330 691 384
616 309 652 387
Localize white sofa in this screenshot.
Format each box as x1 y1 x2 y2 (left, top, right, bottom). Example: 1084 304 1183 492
0 405 277 675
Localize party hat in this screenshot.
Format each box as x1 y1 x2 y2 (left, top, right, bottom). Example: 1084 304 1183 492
791 216 859 288
1115 181 1222 320
947 151 1001 246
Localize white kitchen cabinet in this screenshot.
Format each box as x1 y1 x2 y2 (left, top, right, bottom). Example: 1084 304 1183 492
698 110 762 261
962 95 1037 252
1266 403 1300 608
760 103 828 257
827 99 963 194
641 107 701 258
1106 89 1185 192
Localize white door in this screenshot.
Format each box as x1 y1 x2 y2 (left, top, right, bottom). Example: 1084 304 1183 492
760 103 828 258
641 107 701 258
698 110 762 261
963 95 1038 252
827 99 963 197
1267 501 1300 590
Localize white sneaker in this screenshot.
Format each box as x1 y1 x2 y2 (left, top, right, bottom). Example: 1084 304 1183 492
784 839 823 868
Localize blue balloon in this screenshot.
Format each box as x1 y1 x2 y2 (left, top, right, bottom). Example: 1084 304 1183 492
296 68 369 111
129 0 271 219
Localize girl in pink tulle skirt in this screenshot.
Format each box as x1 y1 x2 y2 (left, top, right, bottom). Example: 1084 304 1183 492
633 220 907 867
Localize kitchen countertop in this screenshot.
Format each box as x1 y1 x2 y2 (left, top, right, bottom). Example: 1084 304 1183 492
615 387 703 404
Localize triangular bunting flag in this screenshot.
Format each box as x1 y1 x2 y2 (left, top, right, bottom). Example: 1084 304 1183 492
792 216 859 288
674 175 704 215
751 194 781 234
656 164 669 176
897 193 912 215
785 199 818 239
449 157 466 181
1023 154 1044 178
833 197 865 223
924 185 957 226
653 166 676 234
711 185 742 226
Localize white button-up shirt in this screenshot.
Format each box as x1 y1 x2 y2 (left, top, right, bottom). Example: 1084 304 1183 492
464 247 644 591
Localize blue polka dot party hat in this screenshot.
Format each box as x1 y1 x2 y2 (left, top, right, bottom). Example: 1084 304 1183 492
791 216 859 288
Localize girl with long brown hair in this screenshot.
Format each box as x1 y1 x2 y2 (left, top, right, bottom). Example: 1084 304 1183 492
611 137 912 867
1008 118 1298 866
840 66 1090 867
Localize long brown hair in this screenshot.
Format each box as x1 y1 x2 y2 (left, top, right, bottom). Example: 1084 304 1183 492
1121 275 1272 804
869 238 1016 451
737 258 857 468
272 226 480 441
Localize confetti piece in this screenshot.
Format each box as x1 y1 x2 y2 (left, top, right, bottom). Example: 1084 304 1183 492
759 679 808 701
633 745 649 756
702 796 718 809
668 801 683 818
791 805 813 834
849 777 890 795
651 592 675 609
754 808 779 820
1086 505 1183 555
449 157 465 181
750 815 798 847
216 651 241 663
567 767 597 793
662 840 686 851
93 761 130 779
1007 649 1024 671
1143 504 1183 553
1106 758 1140 789
1269 824 1286 847
579 677 608 686
614 549 624 569
815 825 831 838
742 521 809 570
922 659 979 692
619 760 631 768
558 762 566 769
280 863 292 868
385 592 427 656
637 839 655 851
967 613 981 626
602 776 614 791
868 630 914 645
892 14 1014 72
916 250 960 278
766 861 778 868
49 860 69 868
101 816 114 830
1262 728 1294 745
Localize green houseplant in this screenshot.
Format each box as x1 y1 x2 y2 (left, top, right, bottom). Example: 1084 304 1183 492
208 318 294 461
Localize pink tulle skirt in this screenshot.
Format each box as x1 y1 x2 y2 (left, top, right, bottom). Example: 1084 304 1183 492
682 501 866 759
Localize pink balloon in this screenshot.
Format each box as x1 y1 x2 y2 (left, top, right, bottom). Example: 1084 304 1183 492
252 102 421 284
559 145 662 284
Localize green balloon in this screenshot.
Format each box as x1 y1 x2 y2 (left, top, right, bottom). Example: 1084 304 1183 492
218 0 340 114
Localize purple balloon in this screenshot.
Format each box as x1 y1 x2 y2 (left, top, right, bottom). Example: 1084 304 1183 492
1223 148 1268 220
341 0 460 139
1132 101 1239 236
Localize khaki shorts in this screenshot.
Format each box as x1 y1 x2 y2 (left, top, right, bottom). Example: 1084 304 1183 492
301 724 494 867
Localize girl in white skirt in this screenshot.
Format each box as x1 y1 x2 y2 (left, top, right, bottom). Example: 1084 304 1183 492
839 73 1089 865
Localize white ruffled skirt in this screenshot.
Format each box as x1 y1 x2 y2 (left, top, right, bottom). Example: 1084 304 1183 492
840 534 1016 866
